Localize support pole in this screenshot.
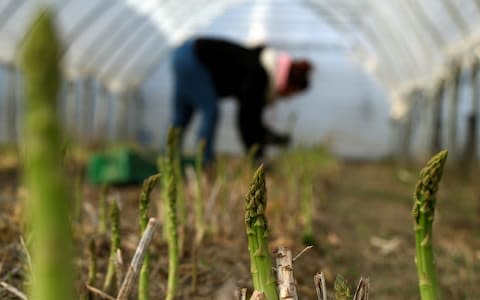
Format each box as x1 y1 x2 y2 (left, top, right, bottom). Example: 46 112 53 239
431 78 446 155
115 92 129 142
64 80 77 135
446 62 462 162
93 84 110 142
399 90 420 161
80 78 94 143
462 58 479 168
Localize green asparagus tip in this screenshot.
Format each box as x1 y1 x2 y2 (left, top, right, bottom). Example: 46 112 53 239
143 174 160 194
245 164 266 228
334 274 351 300
302 233 316 247
413 150 448 224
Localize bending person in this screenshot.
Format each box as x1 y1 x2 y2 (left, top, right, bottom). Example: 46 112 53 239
171 37 312 165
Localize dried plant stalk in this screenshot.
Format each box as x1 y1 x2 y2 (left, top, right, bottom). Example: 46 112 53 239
313 273 327 300
352 277 370 300
241 288 247 300
274 247 298 300
0 281 27 300
250 291 266 300
86 285 115 300
20 8 74 300
116 218 157 300
413 150 447 300
87 239 97 287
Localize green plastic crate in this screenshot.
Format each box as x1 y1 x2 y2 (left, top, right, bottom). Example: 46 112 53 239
87 148 158 185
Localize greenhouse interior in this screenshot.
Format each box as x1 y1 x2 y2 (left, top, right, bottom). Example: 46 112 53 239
0 0 480 299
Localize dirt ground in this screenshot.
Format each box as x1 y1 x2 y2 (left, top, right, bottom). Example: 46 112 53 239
0 149 479 299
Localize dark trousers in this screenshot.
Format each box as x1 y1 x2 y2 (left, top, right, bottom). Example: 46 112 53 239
171 39 218 164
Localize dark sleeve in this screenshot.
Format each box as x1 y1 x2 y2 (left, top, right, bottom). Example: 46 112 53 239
238 94 267 155
237 74 276 157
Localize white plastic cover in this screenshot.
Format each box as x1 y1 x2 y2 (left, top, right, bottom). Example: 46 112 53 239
1 0 480 94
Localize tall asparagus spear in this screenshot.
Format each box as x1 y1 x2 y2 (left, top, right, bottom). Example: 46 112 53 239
300 173 314 246
413 150 448 300
103 200 120 293
171 128 186 255
245 165 278 300
20 8 75 300
138 174 160 300
165 128 179 300
98 184 109 235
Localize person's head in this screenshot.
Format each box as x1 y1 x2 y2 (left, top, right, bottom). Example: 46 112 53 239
279 59 313 97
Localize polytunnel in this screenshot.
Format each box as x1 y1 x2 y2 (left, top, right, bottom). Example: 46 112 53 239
1 0 480 161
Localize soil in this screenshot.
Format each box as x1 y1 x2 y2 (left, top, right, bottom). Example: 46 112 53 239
0 150 479 299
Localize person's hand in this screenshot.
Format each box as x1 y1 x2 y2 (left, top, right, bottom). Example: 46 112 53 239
274 134 290 147
264 133 291 147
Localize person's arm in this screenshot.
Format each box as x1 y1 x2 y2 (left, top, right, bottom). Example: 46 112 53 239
237 94 266 158
263 128 290 146
237 78 290 158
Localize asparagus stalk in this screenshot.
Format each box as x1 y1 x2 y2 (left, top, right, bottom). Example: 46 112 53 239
244 144 260 180
334 275 351 300
300 174 314 246
103 200 120 293
138 174 160 300
171 128 186 255
98 185 109 235
84 239 97 300
165 128 179 300
20 9 75 300
194 140 206 242
245 165 278 300
413 150 448 300
160 157 169 240
87 239 97 287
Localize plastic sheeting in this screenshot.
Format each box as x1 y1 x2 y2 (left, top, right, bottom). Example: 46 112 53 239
1 0 480 94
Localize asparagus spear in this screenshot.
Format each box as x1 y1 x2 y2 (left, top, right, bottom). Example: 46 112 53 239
165 128 179 300
413 150 448 300
20 8 75 300
171 128 186 255
334 275 351 300
245 165 278 300
138 174 160 300
104 200 120 292
98 185 109 235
